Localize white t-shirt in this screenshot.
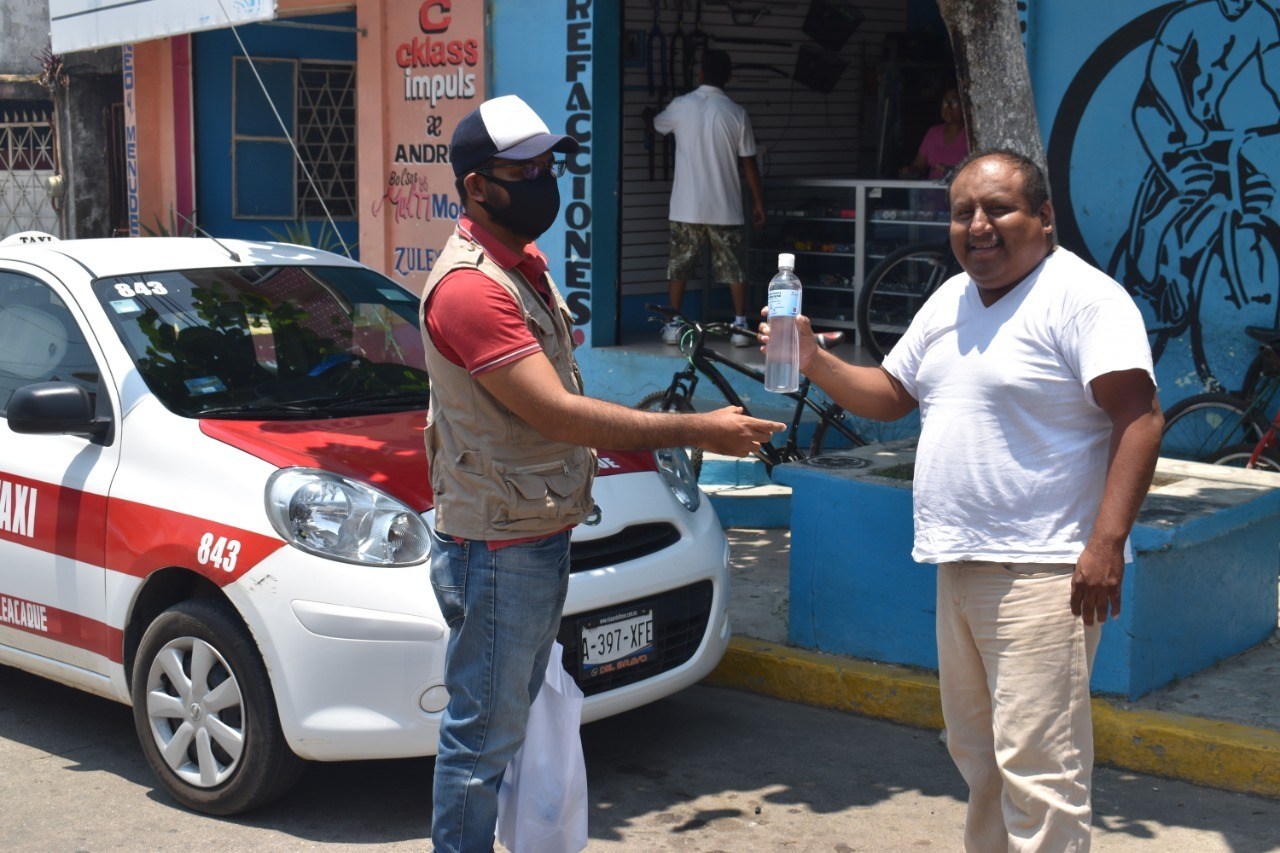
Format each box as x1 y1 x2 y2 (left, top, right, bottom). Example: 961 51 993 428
653 85 757 225
881 248 1155 564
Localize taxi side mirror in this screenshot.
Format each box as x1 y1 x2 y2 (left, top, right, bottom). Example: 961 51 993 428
8 382 112 444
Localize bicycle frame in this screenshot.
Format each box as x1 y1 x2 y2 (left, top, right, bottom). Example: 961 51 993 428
1243 347 1280 467
1204 355 1279 459
654 311 865 470
1244 415 1280 468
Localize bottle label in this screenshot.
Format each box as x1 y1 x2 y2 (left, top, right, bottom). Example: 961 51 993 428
768 289 801 317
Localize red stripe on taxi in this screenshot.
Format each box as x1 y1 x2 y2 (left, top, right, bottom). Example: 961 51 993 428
200 413 435 510
0 472 108 566
595 450 659 473
105 498 285 584
200 413 655 510
0 470 284 586
0 592 125 663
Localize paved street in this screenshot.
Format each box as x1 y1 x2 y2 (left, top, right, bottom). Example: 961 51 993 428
3 664 1279 851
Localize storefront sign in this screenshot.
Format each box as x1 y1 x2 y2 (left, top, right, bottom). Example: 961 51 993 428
122 45 139 238
562 0 592 334
374 0 484 291
49 0 274 53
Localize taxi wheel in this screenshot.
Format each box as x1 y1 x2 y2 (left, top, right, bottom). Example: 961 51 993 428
131 598 304 815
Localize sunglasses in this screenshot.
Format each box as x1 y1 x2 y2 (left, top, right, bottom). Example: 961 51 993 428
476 160 567 181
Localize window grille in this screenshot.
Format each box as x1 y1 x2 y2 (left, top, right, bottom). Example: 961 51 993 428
232 58 356 221
296 62 356 219
0 108 60 237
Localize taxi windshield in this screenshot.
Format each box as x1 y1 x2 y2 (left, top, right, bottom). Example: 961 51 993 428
93 264 430 419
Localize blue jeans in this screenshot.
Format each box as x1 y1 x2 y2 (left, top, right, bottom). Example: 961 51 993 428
429 530 571 853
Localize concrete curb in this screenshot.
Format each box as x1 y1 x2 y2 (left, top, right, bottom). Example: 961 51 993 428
707 637 1280 799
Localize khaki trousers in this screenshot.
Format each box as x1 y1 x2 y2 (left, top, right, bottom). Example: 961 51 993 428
936 561 1102 852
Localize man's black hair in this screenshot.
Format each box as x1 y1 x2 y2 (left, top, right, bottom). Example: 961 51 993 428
948 148 1051 211
701 50 732 87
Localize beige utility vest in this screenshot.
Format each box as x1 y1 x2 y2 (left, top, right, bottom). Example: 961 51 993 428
420 230 596 540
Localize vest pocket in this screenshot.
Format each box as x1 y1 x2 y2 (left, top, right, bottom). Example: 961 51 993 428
492 459 588 531
527 311 562 360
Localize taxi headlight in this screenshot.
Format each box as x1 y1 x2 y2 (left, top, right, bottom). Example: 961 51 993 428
654 447 701 512
265 468 430 566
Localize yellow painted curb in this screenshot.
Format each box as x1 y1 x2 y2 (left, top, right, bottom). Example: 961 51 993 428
704 638 944 730
707 637 1280 799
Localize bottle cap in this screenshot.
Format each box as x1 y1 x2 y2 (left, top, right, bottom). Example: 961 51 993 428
778 252 795 269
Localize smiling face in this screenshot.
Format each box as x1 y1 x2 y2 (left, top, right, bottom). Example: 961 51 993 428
948 156 1055 304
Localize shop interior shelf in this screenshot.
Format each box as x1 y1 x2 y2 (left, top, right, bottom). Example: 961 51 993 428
746 179 949 346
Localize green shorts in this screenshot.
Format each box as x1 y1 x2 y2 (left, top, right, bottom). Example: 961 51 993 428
667 221 744 282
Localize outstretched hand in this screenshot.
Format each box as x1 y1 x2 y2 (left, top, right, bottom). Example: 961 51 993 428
697 406 785 456
758 309 819 372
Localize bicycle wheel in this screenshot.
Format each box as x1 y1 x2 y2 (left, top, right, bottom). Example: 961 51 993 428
1160 392 1269 462
636 391 703 479
857 242 956 362
1211 442 1280 472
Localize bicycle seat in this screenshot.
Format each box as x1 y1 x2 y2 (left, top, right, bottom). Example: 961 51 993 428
1245 326 1280 346
815 331 845 350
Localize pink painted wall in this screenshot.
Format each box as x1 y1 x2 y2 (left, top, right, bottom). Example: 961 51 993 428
129 39 187 234
358 0 486 292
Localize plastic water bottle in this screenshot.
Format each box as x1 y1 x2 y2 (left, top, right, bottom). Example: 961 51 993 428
765 253 802 393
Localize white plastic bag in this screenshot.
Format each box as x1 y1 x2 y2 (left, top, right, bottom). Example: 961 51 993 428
496 641 588 853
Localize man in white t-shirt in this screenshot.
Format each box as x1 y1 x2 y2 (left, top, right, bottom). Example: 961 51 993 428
651 49 765 346
761 150 1163 851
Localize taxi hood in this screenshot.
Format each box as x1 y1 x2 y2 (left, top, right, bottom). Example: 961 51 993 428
200 413 656 513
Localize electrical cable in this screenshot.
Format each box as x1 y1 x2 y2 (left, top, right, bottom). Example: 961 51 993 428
215 0 351 257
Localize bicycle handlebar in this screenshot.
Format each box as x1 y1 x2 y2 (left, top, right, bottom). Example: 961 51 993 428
645 303 844 350
645 302 744 336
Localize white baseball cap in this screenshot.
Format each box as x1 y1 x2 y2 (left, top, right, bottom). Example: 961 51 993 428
451 95 579 176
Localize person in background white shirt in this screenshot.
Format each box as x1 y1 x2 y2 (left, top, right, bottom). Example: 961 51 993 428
761 150 1164 851
649 49 765 346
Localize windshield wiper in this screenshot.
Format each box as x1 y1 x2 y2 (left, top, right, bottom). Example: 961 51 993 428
194 402 331 418
330 391 430 409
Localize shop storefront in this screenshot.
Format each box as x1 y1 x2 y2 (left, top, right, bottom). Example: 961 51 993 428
50 0 1280 411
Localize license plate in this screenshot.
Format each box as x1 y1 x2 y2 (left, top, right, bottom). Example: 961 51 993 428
579 608 654 672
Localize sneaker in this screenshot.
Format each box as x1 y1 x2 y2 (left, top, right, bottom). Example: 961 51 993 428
731 330 753 347
661 321 682 345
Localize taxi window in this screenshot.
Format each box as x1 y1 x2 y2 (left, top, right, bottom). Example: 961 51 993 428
94 264 429 418
0 271 99 416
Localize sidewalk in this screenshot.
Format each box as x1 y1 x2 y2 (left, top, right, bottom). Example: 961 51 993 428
711 527 1280 799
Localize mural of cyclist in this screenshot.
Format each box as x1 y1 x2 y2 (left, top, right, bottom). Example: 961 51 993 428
1116 0 1280 385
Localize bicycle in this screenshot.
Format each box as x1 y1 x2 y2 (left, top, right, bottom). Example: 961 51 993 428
856 241 962 362
638 304 916 478
1159 325 1280 470
1110 128 1280 389
1212 405 1280 471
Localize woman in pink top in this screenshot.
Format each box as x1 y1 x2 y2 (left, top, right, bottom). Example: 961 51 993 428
901 89 968 180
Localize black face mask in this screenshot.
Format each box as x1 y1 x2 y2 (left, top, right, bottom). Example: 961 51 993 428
479 172 561 241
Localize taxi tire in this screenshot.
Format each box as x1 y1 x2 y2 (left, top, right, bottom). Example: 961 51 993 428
131 598 305 815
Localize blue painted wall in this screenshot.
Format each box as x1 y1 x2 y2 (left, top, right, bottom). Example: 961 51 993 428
490 0 619 349
775 458 1280 699
1032 0 1280 404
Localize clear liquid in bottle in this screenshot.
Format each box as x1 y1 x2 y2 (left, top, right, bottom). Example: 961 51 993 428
764 253 801 393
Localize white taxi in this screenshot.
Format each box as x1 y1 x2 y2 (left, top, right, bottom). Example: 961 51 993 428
0 235 729 815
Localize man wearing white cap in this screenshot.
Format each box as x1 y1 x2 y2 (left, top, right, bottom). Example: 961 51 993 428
419 94 782 852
